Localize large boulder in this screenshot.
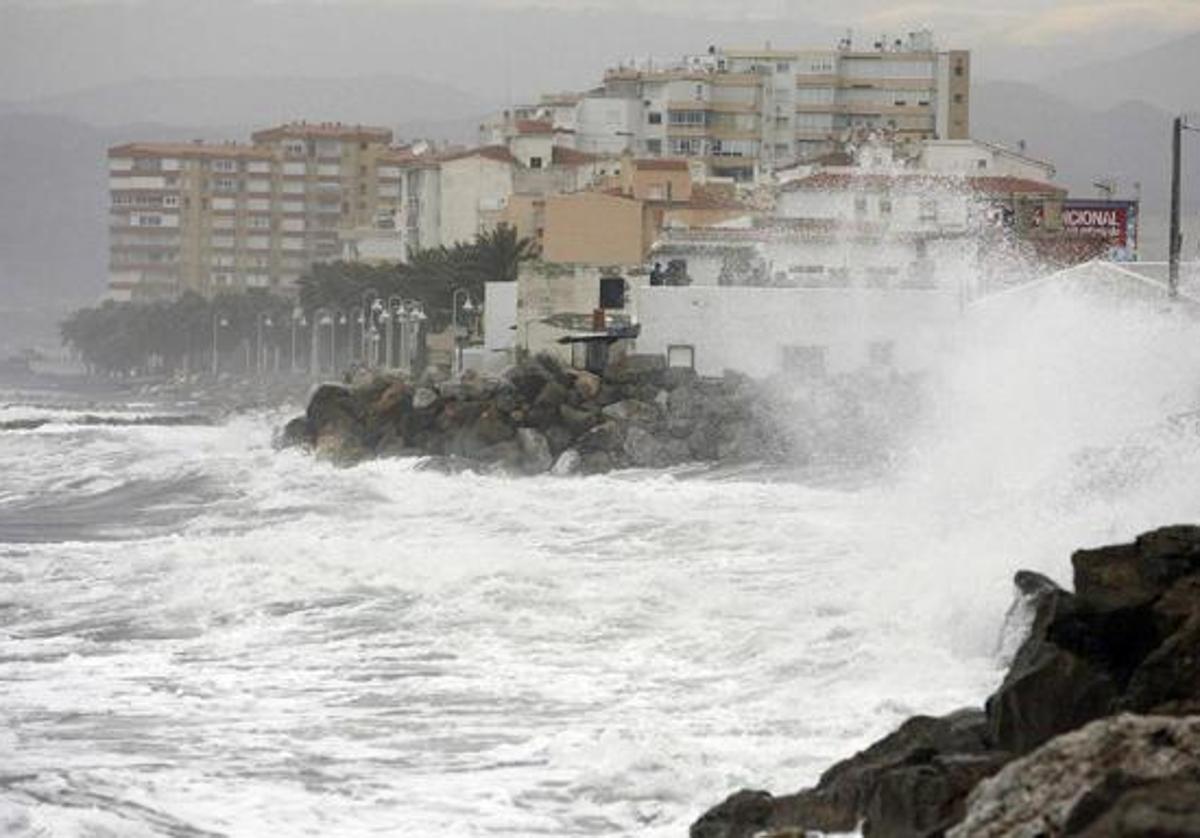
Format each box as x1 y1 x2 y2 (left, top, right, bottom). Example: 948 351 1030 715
690 790 774 838
950 714 1200 837
601 399 661 427
863 751 1011 838
1073 525 1200 612
1065 775 1200 836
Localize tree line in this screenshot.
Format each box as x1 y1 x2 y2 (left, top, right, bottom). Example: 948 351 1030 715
62 226 538 375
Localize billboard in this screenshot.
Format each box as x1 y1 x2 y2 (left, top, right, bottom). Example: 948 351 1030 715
1059 199 1139 261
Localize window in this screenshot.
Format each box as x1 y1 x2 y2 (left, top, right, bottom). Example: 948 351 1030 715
668 110 708 126
648 112 662 125
646 139 662 154
977 159 987 170
163 195 179 208
879 197 893 215
529 156 543 169
212 159 236 172
954 63 964 77
953 93 964 104
213 177 236 192
599 277 625 309
667 345 695 370
695 84 704 99
919 198 939 221
854 195 868 216
775 62 790 73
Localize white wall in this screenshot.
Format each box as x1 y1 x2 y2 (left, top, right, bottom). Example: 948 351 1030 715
633 284 960 378
921 140 1055 182
576 96 641 155
439 156 513 247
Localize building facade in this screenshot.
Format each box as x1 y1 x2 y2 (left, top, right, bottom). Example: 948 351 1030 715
107 122 422 300
483 31 969 180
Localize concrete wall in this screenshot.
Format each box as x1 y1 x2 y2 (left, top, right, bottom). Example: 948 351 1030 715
633 284 960 378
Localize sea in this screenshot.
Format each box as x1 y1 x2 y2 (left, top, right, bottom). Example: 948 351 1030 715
3 283 1200 837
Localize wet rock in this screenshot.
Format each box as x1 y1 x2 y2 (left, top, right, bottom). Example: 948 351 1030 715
516 427 553 474
690 789 774 838
472 406 515 445
863 751 1011 838
1121 613 1200 714
951 714 1200 838
577 421 623 455
1073 524 1200 612
559 403 600 436
580 450 614 474
601 399 660 427
412 387 439 410
623 426 667 467
570 369 602 400
551 449 581 476
1065 775 1200 836
278 416 312 449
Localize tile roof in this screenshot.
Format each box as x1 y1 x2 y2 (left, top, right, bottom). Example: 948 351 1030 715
108 141 275 161
438 145 518 165
250 121 393 144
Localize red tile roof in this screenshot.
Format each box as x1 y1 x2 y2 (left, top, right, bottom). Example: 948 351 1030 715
783 171 1066 196
250 121 393 144
551 146 604 166
438 145 518 165
108 141 275 161
515 119 554 135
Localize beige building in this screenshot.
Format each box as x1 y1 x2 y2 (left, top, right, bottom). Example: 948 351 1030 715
484 31 969 179
107 122 412 300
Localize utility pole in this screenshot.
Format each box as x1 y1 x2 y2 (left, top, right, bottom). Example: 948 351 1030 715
1170 116 1182 299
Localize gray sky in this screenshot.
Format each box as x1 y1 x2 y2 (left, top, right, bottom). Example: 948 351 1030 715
1 0 1197 103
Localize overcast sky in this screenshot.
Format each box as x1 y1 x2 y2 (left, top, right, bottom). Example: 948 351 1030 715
2 0 1198 103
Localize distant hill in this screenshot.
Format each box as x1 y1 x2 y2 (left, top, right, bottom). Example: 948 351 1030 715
0 74 490 139
972 80 1199 218
1039 31 1200 114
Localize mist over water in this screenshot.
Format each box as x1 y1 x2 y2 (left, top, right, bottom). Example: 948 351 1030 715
3 270 1200 836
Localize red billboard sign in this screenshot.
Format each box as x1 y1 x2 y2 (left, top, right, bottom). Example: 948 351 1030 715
1060 199 1139 260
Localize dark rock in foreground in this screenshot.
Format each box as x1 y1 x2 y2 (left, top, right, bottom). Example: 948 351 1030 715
692 525 1200 838
278 354 921 474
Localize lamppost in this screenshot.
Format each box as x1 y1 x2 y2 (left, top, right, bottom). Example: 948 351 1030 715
359 288 378 364
290 308 307 374
1168 115 1200 299
211 312 229 377
381 295 405 369
310 307 346 375
398 299 427 372
255 312 274 376
451 288 475 376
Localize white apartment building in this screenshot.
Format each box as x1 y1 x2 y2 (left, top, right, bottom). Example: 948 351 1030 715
483 30 969 181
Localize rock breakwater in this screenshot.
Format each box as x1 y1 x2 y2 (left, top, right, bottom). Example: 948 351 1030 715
279 354 921 473
693 525 1200 837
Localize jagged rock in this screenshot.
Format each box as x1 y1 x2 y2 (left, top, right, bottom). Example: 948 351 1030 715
863 751 1011 838
278 416 312 449
580 450 614 474
1064 775 1200 836
950 714 1200 837
370 380 410 422
690 789 774 838
412 387 439 410
551 449 581 476
1122 614 1200 714
478 440 523 471
544 425 573 456
623 426 667 467
577 421 623 454
570 369 602 400
516 427 553 474
559 403 600 435
472 406 515 445
691 709 993 838
602 399 660 426
1073 524 1200 612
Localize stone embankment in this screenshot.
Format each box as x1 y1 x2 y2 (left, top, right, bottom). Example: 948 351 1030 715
692 525 1200 838
278 354 920 473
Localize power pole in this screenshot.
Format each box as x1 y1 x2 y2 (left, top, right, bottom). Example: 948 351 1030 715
1170 116 1182 299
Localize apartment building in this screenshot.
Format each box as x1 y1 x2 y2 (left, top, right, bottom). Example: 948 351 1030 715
107 122 412 300
483 30 969 180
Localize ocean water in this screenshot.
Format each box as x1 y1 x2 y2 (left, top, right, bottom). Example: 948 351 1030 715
3 284 1200 837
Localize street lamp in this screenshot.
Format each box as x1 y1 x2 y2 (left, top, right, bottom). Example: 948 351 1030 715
211 312 229 377
1169 114 1200 298
398 299 427 372
255 312 274 376
451 288 476 376
290 308 307 374
359 288 378 364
